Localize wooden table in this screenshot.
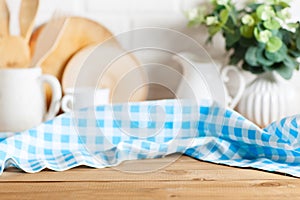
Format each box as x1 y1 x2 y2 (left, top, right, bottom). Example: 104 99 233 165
0 155 298 199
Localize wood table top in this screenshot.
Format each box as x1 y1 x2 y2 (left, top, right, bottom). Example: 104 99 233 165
0 155 298 200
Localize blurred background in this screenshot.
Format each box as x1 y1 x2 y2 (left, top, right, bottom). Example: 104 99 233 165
7 0 300 99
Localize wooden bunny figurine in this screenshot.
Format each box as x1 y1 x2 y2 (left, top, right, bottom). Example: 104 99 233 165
0 0 39 68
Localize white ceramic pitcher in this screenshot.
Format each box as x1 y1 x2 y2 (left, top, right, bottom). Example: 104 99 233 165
174 52 245 109
0 68 62 132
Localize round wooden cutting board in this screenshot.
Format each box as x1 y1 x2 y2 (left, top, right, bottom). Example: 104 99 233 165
62 43 149 103
30 17 116 81
30 16 148 103
29 17 118 103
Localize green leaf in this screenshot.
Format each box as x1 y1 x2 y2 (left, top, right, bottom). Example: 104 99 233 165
266 36 282 52
262 65 273 71
254 28 272 43
275 64 294 79
256 48 274 66
245 47 259 66
256 5 265 20
296 62 300 70
187 20 199 27
220 9 229 25
256 5 275 21
225 29 240 47
280 29 292 44
229 44 246 64
240 25 254 38
283 56 298 69
289 50 300 57
265 50 284 63
265 43 287 63
278 1 290 8
263 19 280 30
242 62 265 74
229 55 241 65
247 3 260 12
287 22 299 29
228 7 238 25
239 37 256 47
208 25 222 36
225 16 233 26
296 36 300 50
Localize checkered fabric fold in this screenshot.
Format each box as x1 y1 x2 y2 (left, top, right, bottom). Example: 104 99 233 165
0 99 300 177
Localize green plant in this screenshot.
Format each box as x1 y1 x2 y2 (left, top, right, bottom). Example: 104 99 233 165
187 0 300 79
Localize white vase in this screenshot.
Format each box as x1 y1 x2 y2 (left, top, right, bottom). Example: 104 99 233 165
237 72 300 127
291 70 300 89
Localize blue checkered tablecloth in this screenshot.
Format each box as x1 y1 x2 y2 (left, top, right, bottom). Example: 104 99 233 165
0 99 300 177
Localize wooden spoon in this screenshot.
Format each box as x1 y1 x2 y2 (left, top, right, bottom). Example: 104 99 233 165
0 0 9 38
0 36 30 68
30 13 69 68
19 0 39 43
29 17 115 80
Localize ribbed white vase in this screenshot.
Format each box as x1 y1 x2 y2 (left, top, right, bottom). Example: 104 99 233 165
237 72 300 127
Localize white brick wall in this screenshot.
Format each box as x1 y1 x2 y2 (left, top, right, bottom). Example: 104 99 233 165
8 0 300 50
6 0 300 98
5 0 196 99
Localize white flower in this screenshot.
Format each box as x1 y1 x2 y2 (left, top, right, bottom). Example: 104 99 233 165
280 8 291 19
257 5 275 21
187 7 207 22
242 14 255 26
258 30 272 43
206 16 219 25
187 8 198 20
262 7 275 20
216 0 229 5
